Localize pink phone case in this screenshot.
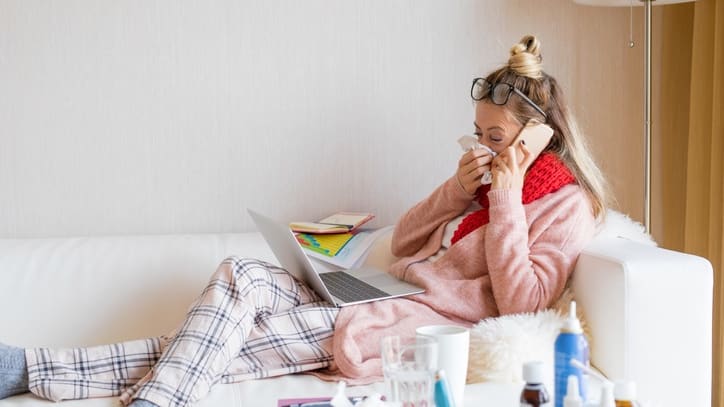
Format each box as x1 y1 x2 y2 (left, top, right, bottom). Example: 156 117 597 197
513 123 554 160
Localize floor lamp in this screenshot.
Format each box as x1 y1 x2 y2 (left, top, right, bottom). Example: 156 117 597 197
573 0 695 235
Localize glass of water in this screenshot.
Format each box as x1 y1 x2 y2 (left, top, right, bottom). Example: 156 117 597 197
380 335 438 407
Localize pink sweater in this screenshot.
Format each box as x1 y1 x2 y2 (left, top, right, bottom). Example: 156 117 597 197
323 175 596 383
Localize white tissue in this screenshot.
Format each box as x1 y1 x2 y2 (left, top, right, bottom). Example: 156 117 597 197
457 135 497 185
329 382 390 407
457 135 481 152
353 393 386 407
330 382 355 407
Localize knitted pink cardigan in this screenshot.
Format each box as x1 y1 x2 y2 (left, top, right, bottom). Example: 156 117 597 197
319 175 596 383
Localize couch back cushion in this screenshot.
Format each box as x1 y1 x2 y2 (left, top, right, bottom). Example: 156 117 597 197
0 234 276 347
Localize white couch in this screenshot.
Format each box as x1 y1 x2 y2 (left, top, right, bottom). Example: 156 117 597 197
0 228 712 407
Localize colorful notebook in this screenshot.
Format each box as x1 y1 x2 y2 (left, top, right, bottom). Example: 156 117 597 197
295 232 354 257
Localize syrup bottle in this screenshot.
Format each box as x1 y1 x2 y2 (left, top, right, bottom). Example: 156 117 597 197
521 361 551 407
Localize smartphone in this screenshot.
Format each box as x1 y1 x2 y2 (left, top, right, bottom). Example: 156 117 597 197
513 122 554 160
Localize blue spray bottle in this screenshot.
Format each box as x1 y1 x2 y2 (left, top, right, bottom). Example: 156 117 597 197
554 301 588 407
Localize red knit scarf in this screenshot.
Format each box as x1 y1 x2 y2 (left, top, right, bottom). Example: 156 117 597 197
450 153 576 245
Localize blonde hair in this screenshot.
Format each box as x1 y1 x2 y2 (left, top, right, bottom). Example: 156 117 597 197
480 35 610 221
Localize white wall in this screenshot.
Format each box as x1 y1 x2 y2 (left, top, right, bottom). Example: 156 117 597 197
0 0 643 237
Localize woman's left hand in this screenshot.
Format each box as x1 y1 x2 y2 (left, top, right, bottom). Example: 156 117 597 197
490 141 537 191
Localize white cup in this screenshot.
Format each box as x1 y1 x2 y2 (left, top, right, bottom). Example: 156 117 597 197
416 325 469 406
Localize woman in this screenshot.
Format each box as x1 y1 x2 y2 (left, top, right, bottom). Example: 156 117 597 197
0 35 607 407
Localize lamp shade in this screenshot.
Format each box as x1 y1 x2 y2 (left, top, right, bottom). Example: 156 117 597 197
573 0 693 5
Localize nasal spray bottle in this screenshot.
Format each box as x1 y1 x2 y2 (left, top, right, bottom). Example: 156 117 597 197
554 301 589 407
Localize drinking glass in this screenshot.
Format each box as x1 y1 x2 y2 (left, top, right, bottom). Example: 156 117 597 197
380 335 438 407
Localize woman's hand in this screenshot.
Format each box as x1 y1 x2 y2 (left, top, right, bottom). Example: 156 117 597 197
456 149 495 196
490 141 536 191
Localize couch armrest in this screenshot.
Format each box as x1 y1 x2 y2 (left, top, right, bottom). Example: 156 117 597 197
572 236 712 406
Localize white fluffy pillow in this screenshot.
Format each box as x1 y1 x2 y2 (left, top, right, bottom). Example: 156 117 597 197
596 209 656 246
466 290 584 387
467 308 565 384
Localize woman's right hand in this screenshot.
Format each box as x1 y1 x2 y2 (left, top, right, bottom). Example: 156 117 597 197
456 149 495 196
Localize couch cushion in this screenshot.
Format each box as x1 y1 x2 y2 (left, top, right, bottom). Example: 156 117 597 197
0 233 277 347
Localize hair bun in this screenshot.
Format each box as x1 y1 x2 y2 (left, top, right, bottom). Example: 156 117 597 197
508 35 543 79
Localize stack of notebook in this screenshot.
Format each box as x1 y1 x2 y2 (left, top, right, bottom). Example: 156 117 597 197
290 212 375 260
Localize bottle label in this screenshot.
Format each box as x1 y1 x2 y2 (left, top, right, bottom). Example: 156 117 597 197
554 333 588 406
521 383 551 407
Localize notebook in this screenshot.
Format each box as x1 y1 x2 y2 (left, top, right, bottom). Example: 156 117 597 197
296 232 354 257
290 212 375 234
248 209 424 307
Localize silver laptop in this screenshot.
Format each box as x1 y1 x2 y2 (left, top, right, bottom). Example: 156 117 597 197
248 209 424 307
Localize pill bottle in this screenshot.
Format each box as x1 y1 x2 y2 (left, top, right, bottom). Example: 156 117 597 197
521 361 551 407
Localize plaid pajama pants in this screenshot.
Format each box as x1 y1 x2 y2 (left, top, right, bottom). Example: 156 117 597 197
25 257 339 407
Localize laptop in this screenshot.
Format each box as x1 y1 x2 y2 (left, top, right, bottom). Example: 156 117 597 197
248 209 424 307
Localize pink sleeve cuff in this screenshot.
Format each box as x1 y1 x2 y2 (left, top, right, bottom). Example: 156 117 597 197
443 175 477 209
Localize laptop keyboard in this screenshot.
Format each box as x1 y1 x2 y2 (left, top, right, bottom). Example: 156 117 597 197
319 271 390 303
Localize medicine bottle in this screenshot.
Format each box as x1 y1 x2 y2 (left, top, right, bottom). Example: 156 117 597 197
520 361 551 407
614 380 637 407
554 301 588 407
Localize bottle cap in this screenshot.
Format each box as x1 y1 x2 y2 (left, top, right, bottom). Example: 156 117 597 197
563 375 582 407
562 301 583 333
434 370 454 407
599 381 616 407
522 361 545 384
614 380 637 401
